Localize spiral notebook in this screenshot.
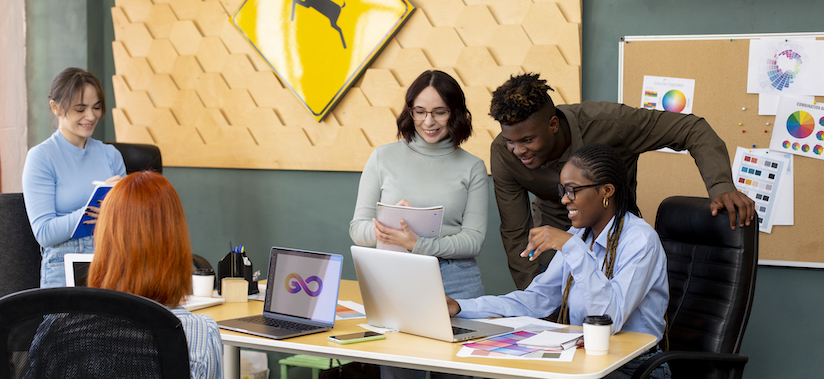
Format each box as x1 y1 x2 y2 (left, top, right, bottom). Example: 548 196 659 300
375 202 443 252
69 184 112 239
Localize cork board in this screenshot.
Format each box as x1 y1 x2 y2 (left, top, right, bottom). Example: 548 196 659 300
110 0 582 173
619 34 824 265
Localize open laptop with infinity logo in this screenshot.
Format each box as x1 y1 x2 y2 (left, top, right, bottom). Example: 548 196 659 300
217 246 343 339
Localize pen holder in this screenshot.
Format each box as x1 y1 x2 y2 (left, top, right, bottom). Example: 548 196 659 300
217 250 260 295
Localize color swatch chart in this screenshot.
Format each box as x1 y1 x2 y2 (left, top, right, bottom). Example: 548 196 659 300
747 39 824 96
461 330 564 359
769 97 824 161
732 148 788 233
640 75 695 115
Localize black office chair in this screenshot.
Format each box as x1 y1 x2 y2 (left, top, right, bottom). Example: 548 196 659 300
631 196 758 379
106 142 163 174
0 287 190 379
0 193 41 298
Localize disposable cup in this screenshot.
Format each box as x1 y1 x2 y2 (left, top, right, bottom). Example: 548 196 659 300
192 269 215 297
582 315 613 355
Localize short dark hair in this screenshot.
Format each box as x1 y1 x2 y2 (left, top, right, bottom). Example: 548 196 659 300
489 72 555 125
48 67 106 117
396 70 472 149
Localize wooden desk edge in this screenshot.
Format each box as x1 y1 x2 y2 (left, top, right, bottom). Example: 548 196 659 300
198 280 658 379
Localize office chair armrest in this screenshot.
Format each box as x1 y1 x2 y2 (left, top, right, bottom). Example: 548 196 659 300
629 351 749 379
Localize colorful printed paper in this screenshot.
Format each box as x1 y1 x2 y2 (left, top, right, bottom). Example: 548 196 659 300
769 97 824 161
640 76 695 114
747 39 824 95
732 147 791 233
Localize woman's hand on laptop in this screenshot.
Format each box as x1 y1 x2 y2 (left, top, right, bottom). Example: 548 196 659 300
446 296 461 317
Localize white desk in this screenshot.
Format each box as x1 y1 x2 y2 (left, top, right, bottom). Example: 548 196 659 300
195 280 657 379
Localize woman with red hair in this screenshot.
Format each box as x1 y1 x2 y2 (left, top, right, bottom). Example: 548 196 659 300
89 171 222 379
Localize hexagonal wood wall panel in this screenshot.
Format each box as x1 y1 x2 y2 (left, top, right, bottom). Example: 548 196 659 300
111 0 581 171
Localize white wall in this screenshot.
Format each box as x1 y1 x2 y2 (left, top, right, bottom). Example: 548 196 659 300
0 0 27 192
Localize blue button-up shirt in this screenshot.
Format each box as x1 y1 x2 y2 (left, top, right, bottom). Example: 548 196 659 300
457 213 668 340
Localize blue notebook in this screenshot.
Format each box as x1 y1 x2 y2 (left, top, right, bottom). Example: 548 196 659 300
70 184 113 239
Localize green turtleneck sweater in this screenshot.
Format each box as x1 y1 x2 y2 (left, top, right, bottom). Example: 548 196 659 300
350 135 488 259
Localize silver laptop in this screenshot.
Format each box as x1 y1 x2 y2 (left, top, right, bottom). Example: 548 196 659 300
350 246 512 342
217 247 343 339
64 253 225 311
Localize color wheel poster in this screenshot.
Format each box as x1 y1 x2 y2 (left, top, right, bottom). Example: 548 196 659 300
769 97 824 161
732 147 790 234
640 76 695 114
747 39 824 95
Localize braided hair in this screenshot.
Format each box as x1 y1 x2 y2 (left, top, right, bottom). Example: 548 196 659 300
489 72 555 125
556 144 639 324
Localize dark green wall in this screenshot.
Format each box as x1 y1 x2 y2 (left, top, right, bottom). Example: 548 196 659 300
25 1 824 378
579 1 824 378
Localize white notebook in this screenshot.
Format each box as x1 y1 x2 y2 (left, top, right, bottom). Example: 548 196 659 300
375 202 444 252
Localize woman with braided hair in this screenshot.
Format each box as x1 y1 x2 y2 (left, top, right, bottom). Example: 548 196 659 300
447 143 670 378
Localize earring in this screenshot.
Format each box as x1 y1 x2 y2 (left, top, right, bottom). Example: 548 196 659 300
603 197 609 208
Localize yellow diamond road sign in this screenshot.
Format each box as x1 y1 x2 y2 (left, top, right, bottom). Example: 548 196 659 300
232 0 415 121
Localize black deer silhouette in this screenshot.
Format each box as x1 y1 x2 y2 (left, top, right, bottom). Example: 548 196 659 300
291 0 347 49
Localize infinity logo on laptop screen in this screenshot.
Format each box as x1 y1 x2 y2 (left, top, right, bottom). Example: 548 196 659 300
285 273 323 296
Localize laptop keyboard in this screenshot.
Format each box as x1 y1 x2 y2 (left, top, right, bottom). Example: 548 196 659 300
452 325 475 335
239 315 319 331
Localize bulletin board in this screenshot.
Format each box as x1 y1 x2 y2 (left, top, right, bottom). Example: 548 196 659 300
619 33 824 267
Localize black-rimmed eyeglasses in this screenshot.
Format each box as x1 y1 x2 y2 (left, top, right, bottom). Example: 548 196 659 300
557 183 601 200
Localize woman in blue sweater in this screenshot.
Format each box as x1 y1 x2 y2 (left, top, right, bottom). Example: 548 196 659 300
22 67 125 288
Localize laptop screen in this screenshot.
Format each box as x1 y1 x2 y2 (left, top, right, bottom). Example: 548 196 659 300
64 253 94 287
264 247 343 324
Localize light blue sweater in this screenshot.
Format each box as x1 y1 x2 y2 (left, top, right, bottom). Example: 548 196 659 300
22 131 126 247
350 135 488 259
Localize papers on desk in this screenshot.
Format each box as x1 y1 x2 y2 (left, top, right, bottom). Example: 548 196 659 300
182 296 225 311
375 202 443 252
516 329 583 350
336 300 366 320
456 317 578 362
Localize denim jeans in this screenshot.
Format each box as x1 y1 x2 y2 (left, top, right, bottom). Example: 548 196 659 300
604 346 671 379
40 236 95 288
439 257 484 299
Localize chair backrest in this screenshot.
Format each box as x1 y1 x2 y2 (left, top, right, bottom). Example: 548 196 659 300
0 193 41 298
655 196 758 356
106 142 163 174
0 287 190 379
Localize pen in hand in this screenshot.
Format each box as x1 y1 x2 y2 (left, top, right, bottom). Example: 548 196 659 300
528 250 535 260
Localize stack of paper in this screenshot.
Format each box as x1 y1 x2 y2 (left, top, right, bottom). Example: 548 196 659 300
516 329 583 350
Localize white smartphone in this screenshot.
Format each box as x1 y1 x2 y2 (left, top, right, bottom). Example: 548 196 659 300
328 331 386 344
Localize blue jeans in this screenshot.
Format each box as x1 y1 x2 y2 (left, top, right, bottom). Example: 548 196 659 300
604 346 671 379
439 258 484 299
40 236 95 288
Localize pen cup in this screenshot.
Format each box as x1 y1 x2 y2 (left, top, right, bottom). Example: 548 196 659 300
582 315 613 355
192 268 215 297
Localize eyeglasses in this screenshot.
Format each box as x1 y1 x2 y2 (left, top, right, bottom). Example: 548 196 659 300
409 107 450 122
557 183 601 200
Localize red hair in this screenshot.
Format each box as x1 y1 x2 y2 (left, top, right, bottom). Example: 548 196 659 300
89 171 192 307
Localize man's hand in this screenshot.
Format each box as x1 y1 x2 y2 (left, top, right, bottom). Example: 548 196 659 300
710 190 755 230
